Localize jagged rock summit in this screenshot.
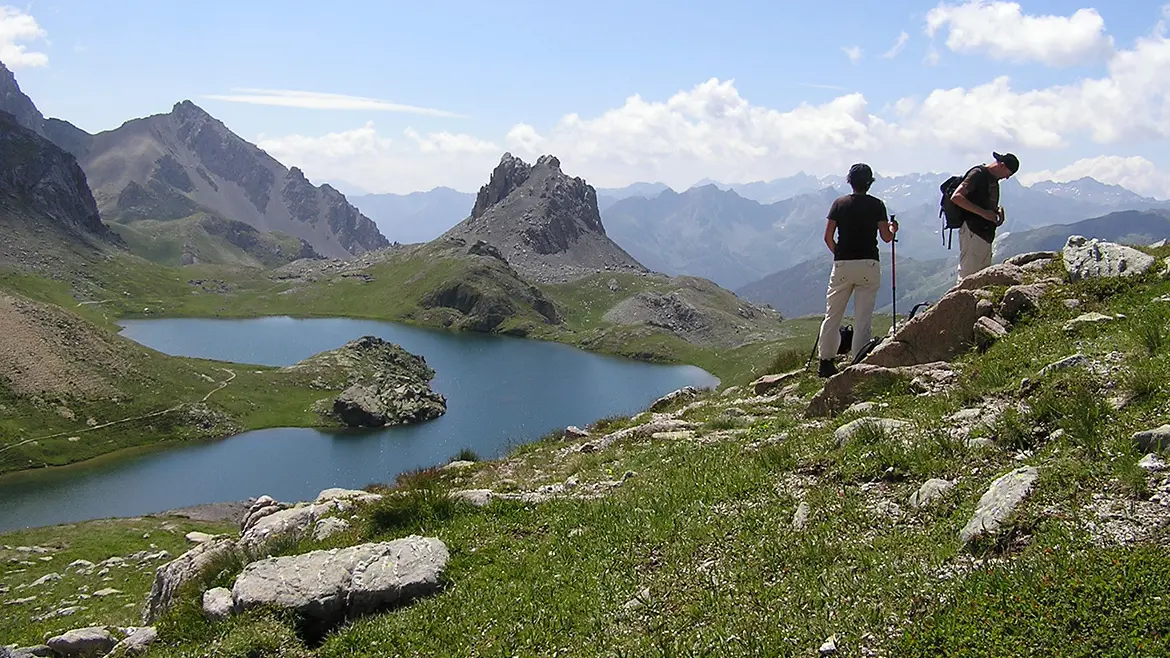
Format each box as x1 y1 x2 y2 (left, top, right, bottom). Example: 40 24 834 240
0 61 44 136
441 153 648 282
78 100 389 259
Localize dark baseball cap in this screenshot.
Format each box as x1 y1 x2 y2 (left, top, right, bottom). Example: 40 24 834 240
994 152 1020 174
847 163 874 185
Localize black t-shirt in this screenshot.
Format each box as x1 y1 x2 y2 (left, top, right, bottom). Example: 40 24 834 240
828 193 887 261
958 166 999 243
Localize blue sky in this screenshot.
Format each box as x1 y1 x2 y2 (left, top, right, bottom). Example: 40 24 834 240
6 1 1170 196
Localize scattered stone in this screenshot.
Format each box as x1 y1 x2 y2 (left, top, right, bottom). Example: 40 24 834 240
973 316 1009 347
956 262 1025 291
949 408 982 423
315 488 383 506
105 626 157 657
442 460 475 471
67 560 95 574
623 587 651 613
46 627 117 658
1037 354 1089 378
30 572 60 587
1063 298 1081 309
792 502 810 530
1005 251 1057 267
6 596 36 605
843 401 878 416
202 587 234 620
651 430 696 441
450 489 494 507
1062 235 1156 281
834 417 914 447
142 536 237 623
231 537 449 636
313 517 351 541
720 386 743 398
751 369 802 396
1133 425 1170 453
910 479 955 508
649 386 701 412
92 588 121 597
960 466 1040 545
819 634 838 656
1139 454 1167 472
975 298 995 318
184 532 214 544
1063 312 1114 332
564 425 590 439
595 419 697 451
1151 239 1168 249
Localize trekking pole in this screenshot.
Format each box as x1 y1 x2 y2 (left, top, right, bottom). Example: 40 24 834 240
890 214 898 335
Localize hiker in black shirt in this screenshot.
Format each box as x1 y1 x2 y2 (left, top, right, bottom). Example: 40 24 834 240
816 163 898 377
951 152 1019 281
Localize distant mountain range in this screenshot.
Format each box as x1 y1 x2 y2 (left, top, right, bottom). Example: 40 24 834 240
350 187 475 245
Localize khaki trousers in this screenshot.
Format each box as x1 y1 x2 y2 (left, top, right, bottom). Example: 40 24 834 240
957 222 993 282
818 259 880 360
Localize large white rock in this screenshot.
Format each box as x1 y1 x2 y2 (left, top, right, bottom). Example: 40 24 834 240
202 587 233 620
231 536 448 634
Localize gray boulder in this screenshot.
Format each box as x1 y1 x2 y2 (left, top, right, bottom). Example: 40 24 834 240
973 316 1009 348
142 536 236 623
864 289 979 368
202 587 233 620
806 362 955 417
910 479 955 509
1133 425 1170 453
313 517 351 541
956 263 1025 291
960 466 1040 545
834 417 914 447
750 370 802 396
231 536 448 635
45 627 117 658
1037 354 1089 379
105 627 157 657
1062 235 1156 281
649 386 701 412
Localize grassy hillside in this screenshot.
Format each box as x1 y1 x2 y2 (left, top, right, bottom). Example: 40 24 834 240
6 242 1167 655
109 214 317 268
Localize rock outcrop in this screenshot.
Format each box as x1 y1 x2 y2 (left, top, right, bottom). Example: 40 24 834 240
0 62 45 136
863 289 980 368
141 536 237 623
0 111 116 244
79 100 388 258
287 336 447 428
960 466 1040 545
441 153 649 282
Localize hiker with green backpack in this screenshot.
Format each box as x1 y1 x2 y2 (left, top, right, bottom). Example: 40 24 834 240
939 152 1020 281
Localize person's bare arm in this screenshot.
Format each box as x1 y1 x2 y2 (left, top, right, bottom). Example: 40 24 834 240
878 219 897 243
951 182 997 222
824 219 836 255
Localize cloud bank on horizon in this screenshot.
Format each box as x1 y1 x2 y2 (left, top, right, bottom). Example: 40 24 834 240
4 1 1170 199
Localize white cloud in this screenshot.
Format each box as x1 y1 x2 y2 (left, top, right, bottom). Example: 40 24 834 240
926 0 1114 66
255 122 500 194
254 13 1170 195
842 45 863 64
203 88 466 118
0 6 48 69
1021 155 1170 198
883 31 910 59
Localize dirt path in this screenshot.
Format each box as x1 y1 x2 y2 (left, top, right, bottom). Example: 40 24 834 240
0 368 237 456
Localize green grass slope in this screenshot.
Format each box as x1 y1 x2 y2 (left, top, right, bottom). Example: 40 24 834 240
110 213 317 268
65 243 1167 657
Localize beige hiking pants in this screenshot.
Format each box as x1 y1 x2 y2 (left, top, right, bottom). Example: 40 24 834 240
818 259 880 360
957 222 993 282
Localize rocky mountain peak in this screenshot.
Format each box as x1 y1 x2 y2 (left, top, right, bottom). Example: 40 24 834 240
170 100 214 124
443 153 646 282
470 152 534 220
0 60 45 136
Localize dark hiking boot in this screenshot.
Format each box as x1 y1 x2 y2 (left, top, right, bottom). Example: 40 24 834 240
818 359 837 378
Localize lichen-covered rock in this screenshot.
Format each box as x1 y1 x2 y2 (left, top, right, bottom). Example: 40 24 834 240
1062 235 1156 281
202 587 233 620
910 479 955 509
